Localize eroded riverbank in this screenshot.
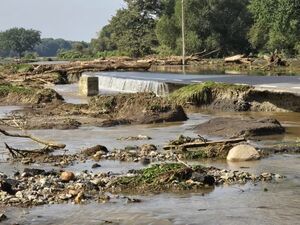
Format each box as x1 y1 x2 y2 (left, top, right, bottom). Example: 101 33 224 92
0 64 300 224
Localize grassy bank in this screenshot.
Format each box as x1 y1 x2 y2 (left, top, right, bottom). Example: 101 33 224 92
169 81 251 105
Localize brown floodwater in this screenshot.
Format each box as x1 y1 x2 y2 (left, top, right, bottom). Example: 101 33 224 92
2 154 300 225
0 100 299 225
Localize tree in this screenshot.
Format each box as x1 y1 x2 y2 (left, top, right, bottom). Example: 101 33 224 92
156 0 252 56
91 0 161 57
248 0 300 55
90 25 117 53
0 28 41 57
34 38 72 57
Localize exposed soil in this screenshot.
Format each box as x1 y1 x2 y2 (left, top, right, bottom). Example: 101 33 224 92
0 84 63 105
11 93 187 129
170 82 300 113
194 117 285 138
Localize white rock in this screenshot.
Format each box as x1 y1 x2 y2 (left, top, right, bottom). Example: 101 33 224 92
15 191 23 199
227 144 260 162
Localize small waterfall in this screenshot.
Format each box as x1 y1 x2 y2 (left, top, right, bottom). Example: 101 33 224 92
95 75 170 96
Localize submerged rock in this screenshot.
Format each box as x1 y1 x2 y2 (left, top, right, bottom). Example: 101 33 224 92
195 117 285 138
82 145 108 157
227 145 260 161
0 214 7 222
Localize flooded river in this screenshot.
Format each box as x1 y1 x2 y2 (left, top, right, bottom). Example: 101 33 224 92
0 83 300 225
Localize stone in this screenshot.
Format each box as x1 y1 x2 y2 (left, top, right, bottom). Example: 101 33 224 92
79 75 99 96
15 191 23 199
140 157 151 165
195 117 285 138
75 191 84 204
60 171 75 182
23 168 46 177
91 163 101 169
140 144 157 155
191 173 215 185
0 180 15 195
0 214 7 222
227 145 260 161
82 145 108 157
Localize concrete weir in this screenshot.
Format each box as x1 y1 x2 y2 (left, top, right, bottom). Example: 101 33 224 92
80 73 184 96
79 75 99 96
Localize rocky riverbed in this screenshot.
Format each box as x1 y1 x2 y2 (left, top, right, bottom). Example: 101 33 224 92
0 62 300 224
0 163 282 208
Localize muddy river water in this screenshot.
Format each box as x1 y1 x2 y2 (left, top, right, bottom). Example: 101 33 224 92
0 81 300 225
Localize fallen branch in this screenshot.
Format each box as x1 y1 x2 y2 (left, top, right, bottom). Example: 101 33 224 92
0 128 66 149
175 156 192 169
4 143 52 158
164 138 245 150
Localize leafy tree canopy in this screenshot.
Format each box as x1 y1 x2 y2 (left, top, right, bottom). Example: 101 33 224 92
248 0 300 55
34 38 73 57
0 28 41 57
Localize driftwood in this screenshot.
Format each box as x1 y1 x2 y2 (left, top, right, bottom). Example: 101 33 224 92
224 54 254 65
198 48 220 58
225 54 246 63
42 61 151 75
164 138 245 151
0 128 66 150
263 53 287 68
4 143 52 158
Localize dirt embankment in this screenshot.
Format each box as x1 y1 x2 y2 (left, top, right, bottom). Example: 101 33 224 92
0 84 63 105
15 93 187 130
169 82 300 112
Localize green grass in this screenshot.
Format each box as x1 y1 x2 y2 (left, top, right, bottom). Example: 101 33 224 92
0 63 34 74
0 84 34 96
169 81 251 105
113 163 185 186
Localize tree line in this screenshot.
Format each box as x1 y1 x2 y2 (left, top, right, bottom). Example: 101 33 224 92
92 0 300 57
0 28 85 58
1 0 299 59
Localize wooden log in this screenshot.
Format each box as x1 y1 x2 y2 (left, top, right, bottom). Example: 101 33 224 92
225 54 245 63
163 138 245 151
0 128 66 149
4 143 52 158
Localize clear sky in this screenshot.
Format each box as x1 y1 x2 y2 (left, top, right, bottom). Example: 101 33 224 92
0 0 124 41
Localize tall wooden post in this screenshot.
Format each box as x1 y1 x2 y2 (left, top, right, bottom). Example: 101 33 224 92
181 0 186 66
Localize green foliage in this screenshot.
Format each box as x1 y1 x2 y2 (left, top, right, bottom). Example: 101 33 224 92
90 1 160 57
0 63 34 74
0 84 34 96
94 50 129 58
0 28 41 57
58 50 88 60
114 163 185 186
248 0 300 55
170 81 250 105
34 38 72 57
156 0 252 56
23 52 38 60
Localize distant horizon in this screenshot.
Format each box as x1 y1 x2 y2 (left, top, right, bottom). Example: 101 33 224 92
0 0 124 42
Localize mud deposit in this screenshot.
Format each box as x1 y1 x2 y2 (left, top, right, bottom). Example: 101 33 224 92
0 71 299 225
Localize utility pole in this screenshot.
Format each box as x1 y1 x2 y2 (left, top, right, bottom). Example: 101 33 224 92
181 0 186 66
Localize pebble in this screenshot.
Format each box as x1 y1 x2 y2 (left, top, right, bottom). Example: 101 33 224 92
60 171 75 182
91 163 101 169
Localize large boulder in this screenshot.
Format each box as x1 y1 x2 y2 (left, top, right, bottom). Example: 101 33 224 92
227 144 260 161
195 117 285 138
